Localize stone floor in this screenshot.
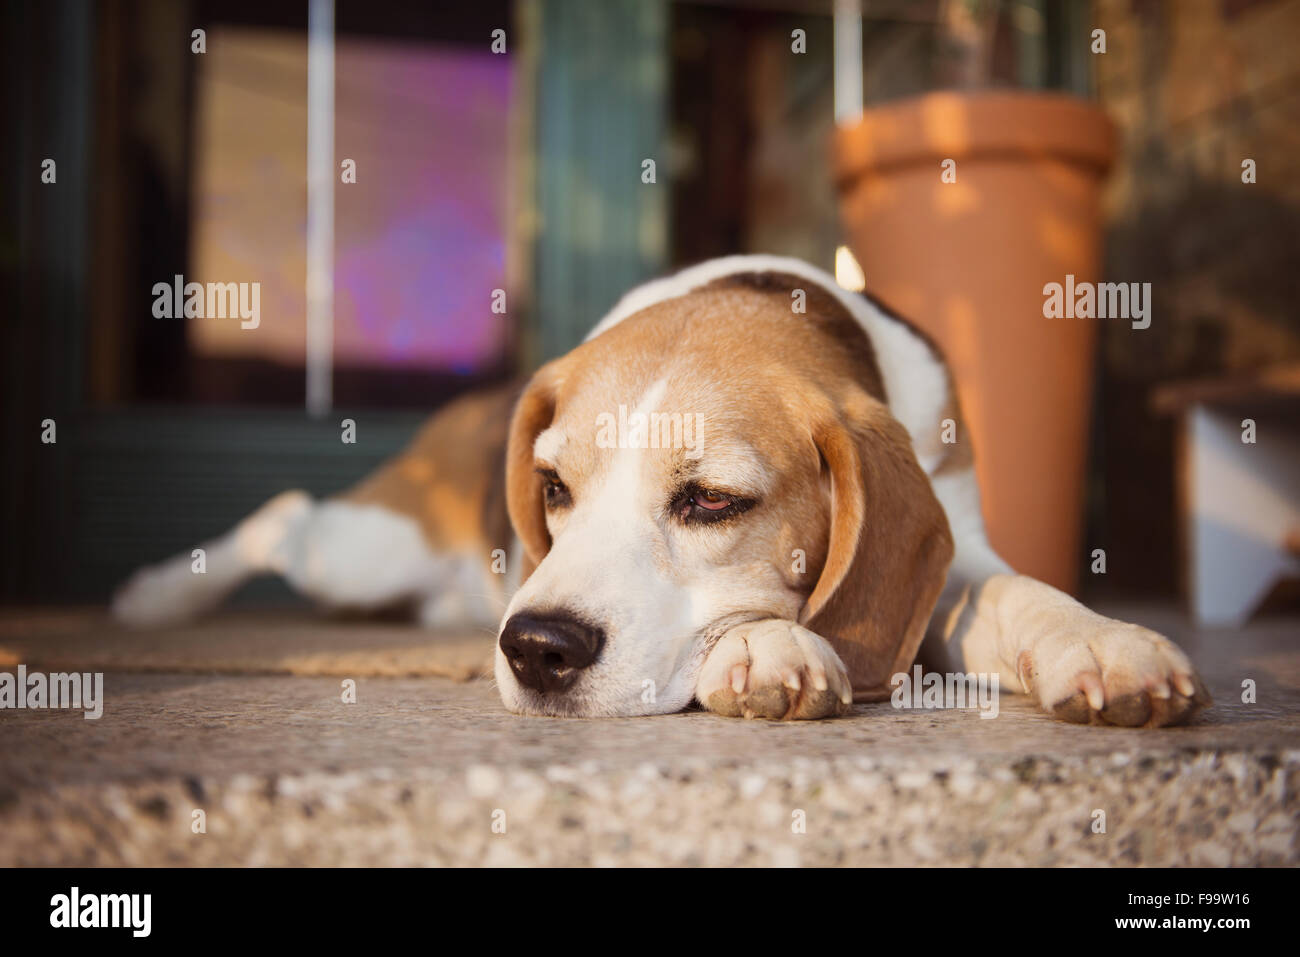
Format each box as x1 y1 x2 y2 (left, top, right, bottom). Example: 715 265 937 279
0 604 1296 866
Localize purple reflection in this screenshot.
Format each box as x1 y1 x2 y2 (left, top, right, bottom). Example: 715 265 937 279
334 43 510 371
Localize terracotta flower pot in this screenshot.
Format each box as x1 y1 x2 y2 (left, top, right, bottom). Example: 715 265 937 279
834 90 1117 594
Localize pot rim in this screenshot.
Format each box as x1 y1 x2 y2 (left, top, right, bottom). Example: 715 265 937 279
833 89 1117 185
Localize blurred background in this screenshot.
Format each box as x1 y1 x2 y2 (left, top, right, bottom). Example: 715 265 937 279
3 0 1298 624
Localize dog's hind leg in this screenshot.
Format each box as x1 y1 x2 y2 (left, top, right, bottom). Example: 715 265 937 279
113 490 501 629
277 498 483 617
113 384 518 630
111 489 315 628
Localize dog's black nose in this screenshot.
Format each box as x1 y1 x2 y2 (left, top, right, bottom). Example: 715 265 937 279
499 613 605 693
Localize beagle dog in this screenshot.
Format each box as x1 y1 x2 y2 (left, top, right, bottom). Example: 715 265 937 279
113 255 1211 726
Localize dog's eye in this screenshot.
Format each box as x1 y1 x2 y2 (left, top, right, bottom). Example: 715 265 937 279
537 468 571 509
694 490 733 511
672 485 754 524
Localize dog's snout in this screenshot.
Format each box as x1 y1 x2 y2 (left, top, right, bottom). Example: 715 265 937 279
499 612 605 693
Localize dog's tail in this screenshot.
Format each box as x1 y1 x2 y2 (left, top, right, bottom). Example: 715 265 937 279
110 489 314 629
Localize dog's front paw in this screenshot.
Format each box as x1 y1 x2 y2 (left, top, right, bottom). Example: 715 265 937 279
696 619 852 720
1018 617 1212 728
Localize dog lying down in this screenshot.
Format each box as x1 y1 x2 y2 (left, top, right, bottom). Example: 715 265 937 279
113 255 1211 725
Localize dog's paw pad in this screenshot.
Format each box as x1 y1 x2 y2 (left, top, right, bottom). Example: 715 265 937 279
743 686 791 719
796 687 846 720
1100 691 1152 727
705 689 742 717
1046 689 1094 724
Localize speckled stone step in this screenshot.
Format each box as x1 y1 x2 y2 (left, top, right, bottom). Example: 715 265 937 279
2 664 1296 866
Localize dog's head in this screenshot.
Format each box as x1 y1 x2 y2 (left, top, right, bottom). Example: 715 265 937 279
496 272 953 716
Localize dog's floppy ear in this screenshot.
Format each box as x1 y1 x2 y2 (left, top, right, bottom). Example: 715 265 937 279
505 360 565 583
799 392 954 698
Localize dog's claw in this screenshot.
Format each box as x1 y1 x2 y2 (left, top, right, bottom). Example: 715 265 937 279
729 664 748 695
1079 671 1106 712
